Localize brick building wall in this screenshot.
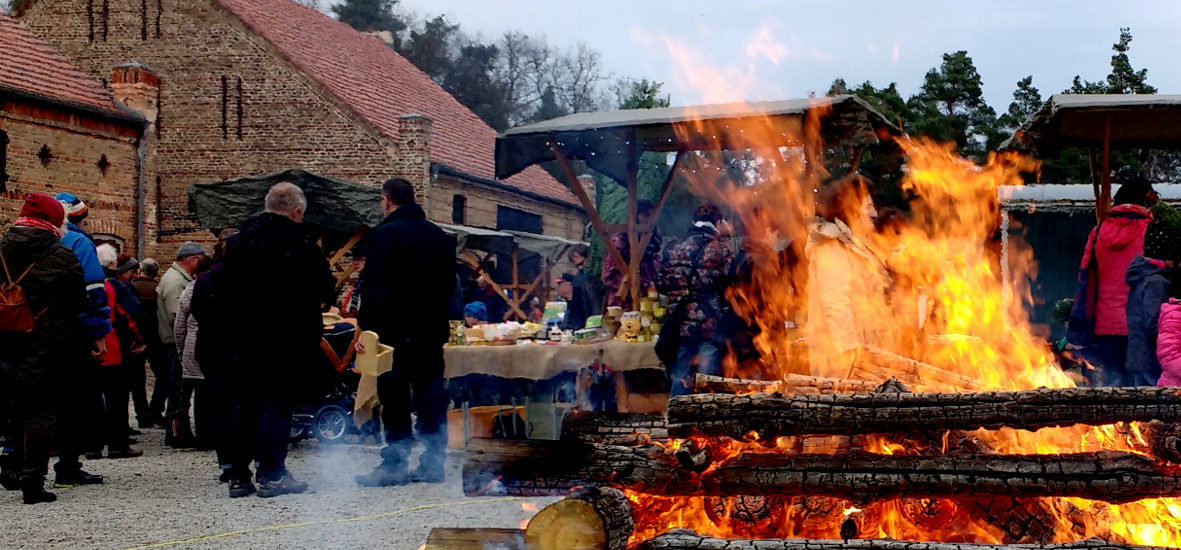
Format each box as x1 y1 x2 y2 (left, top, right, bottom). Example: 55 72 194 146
19 0 421 259
0 98 142 249
19 0 584 262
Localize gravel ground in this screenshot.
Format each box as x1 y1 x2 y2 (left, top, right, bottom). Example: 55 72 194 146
4 428 553 550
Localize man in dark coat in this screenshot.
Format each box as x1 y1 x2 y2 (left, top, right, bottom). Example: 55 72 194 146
220 182 335 498
355 178 456 486
0 194 95 504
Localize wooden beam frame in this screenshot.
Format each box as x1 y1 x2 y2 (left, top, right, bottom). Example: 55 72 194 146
1098 112 1112 221
549 141 630 286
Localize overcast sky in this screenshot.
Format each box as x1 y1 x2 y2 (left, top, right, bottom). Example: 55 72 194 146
391 0 1181 111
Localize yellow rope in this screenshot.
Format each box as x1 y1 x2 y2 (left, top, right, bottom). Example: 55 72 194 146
118 497 521 549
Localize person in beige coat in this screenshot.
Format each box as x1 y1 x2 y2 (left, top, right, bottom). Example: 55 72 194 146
805 175 891 378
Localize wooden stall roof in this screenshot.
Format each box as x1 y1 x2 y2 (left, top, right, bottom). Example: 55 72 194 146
495 94 899 185
1000 94 1181 155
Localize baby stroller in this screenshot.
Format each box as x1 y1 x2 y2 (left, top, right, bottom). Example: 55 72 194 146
290 318 381 444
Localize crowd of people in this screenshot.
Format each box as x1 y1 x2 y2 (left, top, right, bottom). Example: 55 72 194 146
5 169 1180 506
0 179 456 503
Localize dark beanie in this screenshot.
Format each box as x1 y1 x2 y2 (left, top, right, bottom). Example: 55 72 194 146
1114 177 1154 207
19 193 66 227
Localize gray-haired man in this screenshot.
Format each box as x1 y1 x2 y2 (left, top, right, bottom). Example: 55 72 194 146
219 182 335 498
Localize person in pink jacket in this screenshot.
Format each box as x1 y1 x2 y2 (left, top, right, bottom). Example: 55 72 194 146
1079 178 1156 386
1157 298 1181 386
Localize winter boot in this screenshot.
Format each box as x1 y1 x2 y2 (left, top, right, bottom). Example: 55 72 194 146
165 418 197 449
0 455 19 491
21 477 56 505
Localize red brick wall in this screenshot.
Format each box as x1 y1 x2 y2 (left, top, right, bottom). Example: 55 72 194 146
18 0 584 262
18 0 422 260
0 99 141 251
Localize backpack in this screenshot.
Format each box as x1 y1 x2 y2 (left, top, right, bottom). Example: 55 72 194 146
0 253 38 333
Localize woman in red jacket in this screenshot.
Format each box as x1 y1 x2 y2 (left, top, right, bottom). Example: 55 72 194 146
1080 178 1157 386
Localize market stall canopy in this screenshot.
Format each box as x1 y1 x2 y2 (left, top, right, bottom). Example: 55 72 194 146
188 169 381 233
1000 94 1181 155
998 183 1181 212
438 223 586 263
495 95 900 184
438 223 516 258
503 230 585 264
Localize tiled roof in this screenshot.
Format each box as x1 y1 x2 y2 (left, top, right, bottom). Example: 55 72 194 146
0 14 128 116
216 0 578 206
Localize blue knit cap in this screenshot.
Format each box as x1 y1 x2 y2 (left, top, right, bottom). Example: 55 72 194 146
464 302 487 321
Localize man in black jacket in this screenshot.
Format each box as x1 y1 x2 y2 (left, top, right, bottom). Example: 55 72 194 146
355 178 456 487
220 182 335 498
0 194 96 504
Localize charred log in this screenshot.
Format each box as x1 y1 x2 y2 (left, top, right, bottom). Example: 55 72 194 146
561 411 668 445
464 439 1181 503
1147 420 1181 464
637 532 1170 550
668 386 1181 439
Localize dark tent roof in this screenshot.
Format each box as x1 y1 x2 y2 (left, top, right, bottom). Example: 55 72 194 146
187 169 381 233
1000 94 1181 155
495 95 899 185
438 223 586 263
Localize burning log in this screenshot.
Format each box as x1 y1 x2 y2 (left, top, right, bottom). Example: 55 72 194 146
636 531 1171 550
561 411 668 445
853 346 983 390
464 439 1181 503
694 373 879 394
1147 420 1181 463
525 486 634 550
667 386 1181 440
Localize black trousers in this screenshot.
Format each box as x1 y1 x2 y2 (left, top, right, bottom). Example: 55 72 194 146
129 354 150 423
3 383 54 480
377 342 448 473
147 344 170 419
91 362 132 452
201 370 234 468
54 363 103 475
227 353 296 482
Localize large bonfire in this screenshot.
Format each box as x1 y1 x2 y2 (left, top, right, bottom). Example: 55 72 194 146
618 98 1181 545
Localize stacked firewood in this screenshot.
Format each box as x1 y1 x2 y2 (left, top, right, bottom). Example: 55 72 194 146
430 373 1181 550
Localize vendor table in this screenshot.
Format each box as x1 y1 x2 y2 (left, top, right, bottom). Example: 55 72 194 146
443 340 659 380
442 340 663 444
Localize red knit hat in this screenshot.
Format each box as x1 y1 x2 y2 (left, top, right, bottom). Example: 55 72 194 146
20 193 66 227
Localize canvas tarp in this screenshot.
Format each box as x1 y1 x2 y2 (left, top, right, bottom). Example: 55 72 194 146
495 94 899 185
1000 94 1181 155
187 169 381 233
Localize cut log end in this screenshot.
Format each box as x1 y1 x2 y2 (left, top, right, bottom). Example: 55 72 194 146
525 487 633 550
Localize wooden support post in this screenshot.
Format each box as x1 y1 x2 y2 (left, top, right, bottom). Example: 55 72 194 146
327 226 368 267
479 268 528 321
625 132 641 308
549 141 629 283
1099 113 1112 221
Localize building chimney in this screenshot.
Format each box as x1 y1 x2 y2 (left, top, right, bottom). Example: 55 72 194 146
365 30 395 46
577 174 596 202
394 114 432 201
110 63 160 129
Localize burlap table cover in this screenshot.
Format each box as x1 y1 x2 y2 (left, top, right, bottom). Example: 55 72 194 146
443 340 660 380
